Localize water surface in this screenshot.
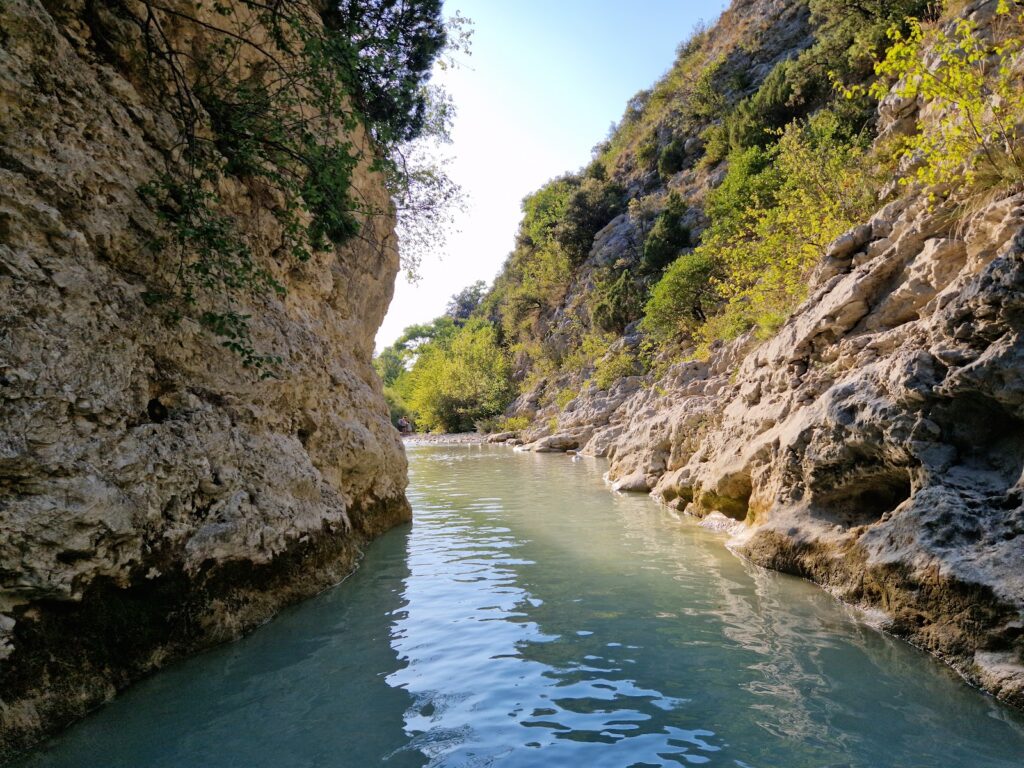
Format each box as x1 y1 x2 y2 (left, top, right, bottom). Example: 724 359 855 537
17 445 1024 767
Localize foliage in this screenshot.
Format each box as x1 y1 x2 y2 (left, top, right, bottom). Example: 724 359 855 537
858 7 1024 195
658 137 688 178
553 177 626 265
446 280 488 321
497 415 530 432
121 0 464 374
321 0 448 145
401 319 516 432
590 266 645 334
642 252 720 341
483 171 623 375
645 111 878 346
382 383 414 426
373 346 407 387
711 60 800 160
641 191 691 273
374 314 458 390
555 388 577 409
708 113 876 339
592 345 640 391
378 314 516 433
702 0 937 165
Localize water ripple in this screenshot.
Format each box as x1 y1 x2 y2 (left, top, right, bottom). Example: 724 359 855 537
13 445 1024 768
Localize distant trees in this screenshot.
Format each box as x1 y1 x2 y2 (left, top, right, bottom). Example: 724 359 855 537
403 320 515 432
446 280 487 321
375 283 515 433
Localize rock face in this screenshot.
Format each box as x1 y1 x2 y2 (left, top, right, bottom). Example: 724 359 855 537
598 190 1024 707
522 184 1024 709
512 0 1024 710
0 0 407 756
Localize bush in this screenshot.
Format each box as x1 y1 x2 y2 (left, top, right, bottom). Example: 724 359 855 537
645 111 879 348
553 177 625 265
593 346 640 391
862 8 1024 195
497 415 530 432
642 252 720 341
555 388 576 409
658 138 688 178
591 267 645 334
717 60 800 157
641 191 691 273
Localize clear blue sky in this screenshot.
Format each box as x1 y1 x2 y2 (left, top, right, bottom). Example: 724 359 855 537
377 0 730 348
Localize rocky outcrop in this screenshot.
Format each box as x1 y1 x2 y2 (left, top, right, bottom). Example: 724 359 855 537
0 0 407 756
513 0 1024 711
522 186 1024 709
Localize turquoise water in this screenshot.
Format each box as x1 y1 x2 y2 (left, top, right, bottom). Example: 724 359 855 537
15 445 1024 768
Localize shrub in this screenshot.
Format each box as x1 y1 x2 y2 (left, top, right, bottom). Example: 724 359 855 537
644 111 878 348
862 8 1024 195
641 191 691 273
554 177 625 265
555 388 576 409
593 346 640 391
497 415 530 432
591 267 645 334
718 60 800 156
658 138 688 178
642 252 720 341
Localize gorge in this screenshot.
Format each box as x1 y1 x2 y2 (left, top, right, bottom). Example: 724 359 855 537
2 0 1024 763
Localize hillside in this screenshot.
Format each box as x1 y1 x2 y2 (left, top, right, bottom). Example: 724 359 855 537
379 0 1024 707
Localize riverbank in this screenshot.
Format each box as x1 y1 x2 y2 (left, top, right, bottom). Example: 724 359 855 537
401 433 488 447
14 445 1024 768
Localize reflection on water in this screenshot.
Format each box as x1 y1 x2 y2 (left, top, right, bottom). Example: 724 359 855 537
16 446 1024 768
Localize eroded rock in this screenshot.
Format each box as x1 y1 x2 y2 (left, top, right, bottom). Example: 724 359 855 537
0 0 407 754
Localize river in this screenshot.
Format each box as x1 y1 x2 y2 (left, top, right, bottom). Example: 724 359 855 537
15 445 1024 767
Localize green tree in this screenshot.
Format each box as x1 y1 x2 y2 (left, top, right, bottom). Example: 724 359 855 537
641 191 691 273
553 177 625 265
591 267 645 334
322 0 449 145
405 320 515 432
373 347 407 387
446 280 488 321
642 252 720 340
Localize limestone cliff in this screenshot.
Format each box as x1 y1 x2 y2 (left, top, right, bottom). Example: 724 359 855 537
0 0 408 756
493 0 1024 708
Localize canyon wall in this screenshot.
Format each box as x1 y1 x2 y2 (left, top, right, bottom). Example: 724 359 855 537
497 0 1024 708
0 0 408 756
526 181 1024 709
